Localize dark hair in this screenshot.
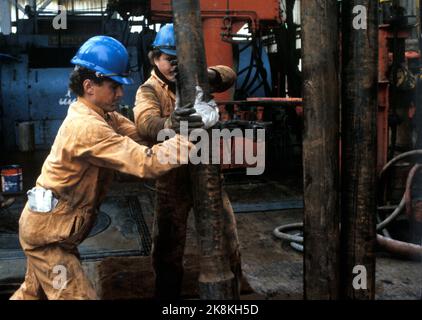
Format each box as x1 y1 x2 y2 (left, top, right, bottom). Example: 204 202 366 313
68 67 107 97
148 48 163 66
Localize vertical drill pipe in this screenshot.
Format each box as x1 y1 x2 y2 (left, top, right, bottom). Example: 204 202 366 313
172 0 210 102
340 1 378 299
301 0 340 299
171 0 238 300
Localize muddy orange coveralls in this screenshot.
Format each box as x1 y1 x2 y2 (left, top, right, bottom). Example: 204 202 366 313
133 66 242 299
10 97 193 300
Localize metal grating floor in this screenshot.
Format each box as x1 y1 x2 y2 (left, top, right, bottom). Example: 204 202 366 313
0 194 152 262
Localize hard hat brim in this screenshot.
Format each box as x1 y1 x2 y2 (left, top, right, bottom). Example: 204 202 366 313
110 75 134 85
159 48 177 56
71 57 134 85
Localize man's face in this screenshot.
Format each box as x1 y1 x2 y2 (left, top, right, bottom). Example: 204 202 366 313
85 79 124 112
154 53 177 82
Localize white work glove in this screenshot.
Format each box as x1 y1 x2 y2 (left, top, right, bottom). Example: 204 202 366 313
192 86 219 129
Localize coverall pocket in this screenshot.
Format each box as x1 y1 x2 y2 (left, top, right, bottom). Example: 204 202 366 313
64 214 89 246
19 201 77 248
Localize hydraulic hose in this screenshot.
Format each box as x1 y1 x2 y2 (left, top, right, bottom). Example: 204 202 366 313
273 150 422 258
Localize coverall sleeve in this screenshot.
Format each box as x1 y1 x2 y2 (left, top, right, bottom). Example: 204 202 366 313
208 65 237 93
75 118 192 179
134 85 168 143
111 111 146 145
133 65 236 142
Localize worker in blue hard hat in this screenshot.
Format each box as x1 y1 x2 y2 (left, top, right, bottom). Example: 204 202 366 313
11 35 198 300
151 23 177 56
70 35 134 85
133 23 242 299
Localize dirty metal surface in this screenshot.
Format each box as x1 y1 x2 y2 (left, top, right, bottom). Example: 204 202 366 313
1 179 421 299
97 179 422 300
0 193 150 261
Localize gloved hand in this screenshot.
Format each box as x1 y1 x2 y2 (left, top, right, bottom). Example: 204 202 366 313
192 86 219 129
166 102 203 134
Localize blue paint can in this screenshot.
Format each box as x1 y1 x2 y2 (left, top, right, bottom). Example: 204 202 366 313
1 165 23 193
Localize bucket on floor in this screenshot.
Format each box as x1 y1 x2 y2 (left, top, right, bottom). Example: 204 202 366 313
1 165 23 193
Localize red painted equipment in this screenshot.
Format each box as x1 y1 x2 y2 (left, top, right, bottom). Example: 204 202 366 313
150 0 281 118
148 1 414 173
378 26 391 173
149 0 283 171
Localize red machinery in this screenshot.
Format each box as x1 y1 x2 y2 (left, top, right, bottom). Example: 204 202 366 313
138 0 419 177
108 0 422 255
378 24 417 172
149 0 296 170
149 0 282 108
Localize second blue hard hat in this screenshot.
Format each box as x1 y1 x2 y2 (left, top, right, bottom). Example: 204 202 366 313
71 35 133 85
152 23 176 56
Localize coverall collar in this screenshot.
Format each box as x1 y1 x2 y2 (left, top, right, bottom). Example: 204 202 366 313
151 69 176 94
77 97 108 119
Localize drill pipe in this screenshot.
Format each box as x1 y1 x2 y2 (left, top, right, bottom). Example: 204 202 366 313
171 0 238 300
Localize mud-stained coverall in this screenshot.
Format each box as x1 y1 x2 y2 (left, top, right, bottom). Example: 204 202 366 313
133 66 242 298
11 98 193 300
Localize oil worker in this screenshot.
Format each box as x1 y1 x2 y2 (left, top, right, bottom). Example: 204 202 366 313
133 23 242 299
10 35 203 300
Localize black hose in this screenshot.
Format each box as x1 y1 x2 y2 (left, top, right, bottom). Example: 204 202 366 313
273 196 405 253
274 150 422 254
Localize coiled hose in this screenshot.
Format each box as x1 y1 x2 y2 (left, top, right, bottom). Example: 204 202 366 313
273 150 422 260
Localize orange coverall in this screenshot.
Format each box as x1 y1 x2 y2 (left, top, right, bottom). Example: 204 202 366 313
11 97 193 300
133 66 242 298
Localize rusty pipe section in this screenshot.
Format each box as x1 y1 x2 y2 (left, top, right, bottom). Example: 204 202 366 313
340 0 378 300
377 235 422 261
376 162 422 260
172 0 209 104
171 0 238 300
301 0 340 300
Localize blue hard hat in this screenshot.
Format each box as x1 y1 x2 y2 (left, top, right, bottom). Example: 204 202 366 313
71 36 133 85
152 23 176 56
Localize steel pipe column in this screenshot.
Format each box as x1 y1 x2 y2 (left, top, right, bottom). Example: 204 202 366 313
340 0 378 299
301 0 340 299
172 0 238 300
